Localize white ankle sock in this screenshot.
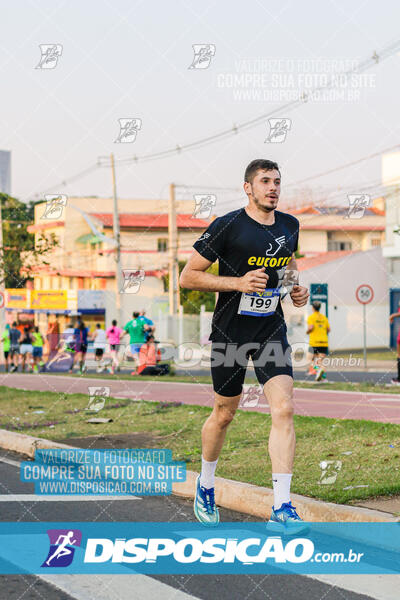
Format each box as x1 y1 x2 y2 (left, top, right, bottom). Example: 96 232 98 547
200 457 218 489
272 473 292 510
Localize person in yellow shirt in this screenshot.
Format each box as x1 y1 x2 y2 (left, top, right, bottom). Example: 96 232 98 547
306 301 330 381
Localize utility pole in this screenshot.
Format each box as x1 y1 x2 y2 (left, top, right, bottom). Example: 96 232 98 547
110 153 123 325
168 183 180 314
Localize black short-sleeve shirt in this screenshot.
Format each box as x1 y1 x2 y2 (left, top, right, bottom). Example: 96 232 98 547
193 207 299 343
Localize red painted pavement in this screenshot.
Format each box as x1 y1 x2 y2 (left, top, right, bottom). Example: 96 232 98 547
0 373 399 424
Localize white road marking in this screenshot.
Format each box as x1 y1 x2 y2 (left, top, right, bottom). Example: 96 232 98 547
42 574 197 599
0 494 140 502
294 387 400 399
367 397 400 403
0 456 21 468
0 456 141 502
307 574 400 600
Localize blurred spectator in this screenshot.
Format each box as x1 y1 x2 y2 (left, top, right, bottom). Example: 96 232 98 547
46 315 59 359
1 324 11 372
139 309 155 341
106 319 124 374
133 335 169 376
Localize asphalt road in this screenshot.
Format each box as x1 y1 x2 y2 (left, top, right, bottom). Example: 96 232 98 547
177 368 398 385
0 449 396 600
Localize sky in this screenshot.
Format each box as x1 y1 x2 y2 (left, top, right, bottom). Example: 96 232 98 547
1 0 400 215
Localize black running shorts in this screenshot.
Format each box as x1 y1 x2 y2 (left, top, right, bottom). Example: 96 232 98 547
210 336 293 397
310 346 329 355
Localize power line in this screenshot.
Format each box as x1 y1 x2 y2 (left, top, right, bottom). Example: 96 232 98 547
109 37 400 166
286 143 400 187
29 163 100 201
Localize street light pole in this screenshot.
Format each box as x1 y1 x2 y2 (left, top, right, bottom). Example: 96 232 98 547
110 153 123 325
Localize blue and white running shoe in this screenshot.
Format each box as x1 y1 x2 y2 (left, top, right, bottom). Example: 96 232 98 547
193 475 220 526
267 501 309 535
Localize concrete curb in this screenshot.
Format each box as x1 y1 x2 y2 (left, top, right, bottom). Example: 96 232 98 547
0 429 397 523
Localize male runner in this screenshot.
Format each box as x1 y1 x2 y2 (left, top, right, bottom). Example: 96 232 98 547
1 324 11 372
180 159 309 531
306 301 330 381
121 311 149 373
9 322 21 372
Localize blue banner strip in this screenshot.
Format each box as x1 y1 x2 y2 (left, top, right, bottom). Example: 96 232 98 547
0 522 399 575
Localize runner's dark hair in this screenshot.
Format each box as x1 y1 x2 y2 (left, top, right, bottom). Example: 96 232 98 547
244 159 280 184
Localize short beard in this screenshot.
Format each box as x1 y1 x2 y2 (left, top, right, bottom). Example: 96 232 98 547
252 193 276 213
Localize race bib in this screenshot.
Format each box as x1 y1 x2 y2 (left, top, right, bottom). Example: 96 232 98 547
237 288 280 317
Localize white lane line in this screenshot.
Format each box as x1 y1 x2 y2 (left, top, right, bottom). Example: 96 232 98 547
294 387 400 399
366 397 400 403
0 456 21 468
0 494 140 502
0 456 141 502
42 574 197 600
307 574 400 600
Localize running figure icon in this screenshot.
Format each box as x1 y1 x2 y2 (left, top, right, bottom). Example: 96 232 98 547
45 531 77 566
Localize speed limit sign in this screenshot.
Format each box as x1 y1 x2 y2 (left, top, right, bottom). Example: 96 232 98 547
356 284 374 304
356 284 373 368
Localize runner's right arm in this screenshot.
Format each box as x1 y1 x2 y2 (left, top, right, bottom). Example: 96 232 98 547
179 249 269 293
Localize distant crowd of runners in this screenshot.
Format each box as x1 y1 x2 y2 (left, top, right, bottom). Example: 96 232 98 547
1 309 170 376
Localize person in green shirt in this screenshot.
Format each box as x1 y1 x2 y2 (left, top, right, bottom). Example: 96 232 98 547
1 324 11 372
122 311 149 369
32 326 45 373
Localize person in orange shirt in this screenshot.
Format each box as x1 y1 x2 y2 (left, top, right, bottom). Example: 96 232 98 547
46 315 60 359
133 335 169 376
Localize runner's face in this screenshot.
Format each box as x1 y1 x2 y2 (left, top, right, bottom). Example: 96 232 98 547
245 169 281 212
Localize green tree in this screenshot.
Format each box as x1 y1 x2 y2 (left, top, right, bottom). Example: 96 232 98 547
0 194 59 288
163 260 217 314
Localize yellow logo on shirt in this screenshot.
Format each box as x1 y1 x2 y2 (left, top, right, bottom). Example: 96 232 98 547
248 255 291 267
